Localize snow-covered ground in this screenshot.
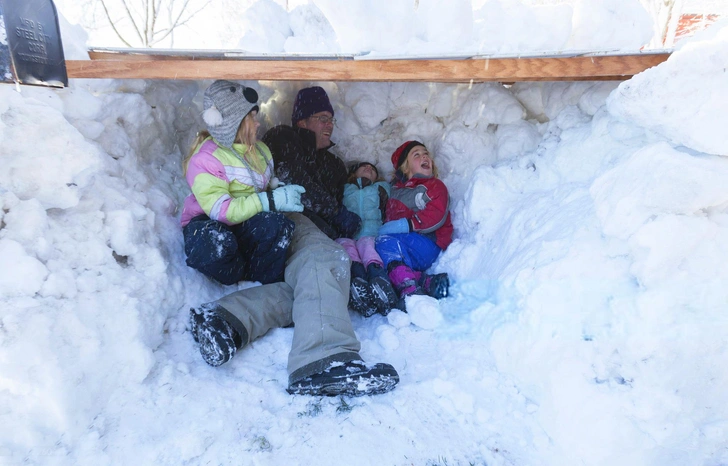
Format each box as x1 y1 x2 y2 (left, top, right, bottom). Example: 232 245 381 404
1 2 728 465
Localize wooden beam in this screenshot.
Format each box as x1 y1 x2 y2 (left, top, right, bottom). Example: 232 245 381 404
66 53 670 82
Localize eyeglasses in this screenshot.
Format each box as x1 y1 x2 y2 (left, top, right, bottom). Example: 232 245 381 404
309 115 337 125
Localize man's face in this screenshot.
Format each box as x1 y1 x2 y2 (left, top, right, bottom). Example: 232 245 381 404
297 111 334 150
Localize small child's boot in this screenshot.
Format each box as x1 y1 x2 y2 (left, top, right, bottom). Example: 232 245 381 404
349 261 377 317
367 263 399 316
387 261 426 300
421 273 450 299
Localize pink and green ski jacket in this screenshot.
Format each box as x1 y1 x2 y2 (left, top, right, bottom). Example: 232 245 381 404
180 137 274 227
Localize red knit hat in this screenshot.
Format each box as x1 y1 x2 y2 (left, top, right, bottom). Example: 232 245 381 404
391 140 425 170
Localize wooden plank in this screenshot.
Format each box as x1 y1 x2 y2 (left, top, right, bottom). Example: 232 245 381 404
66 54 670 82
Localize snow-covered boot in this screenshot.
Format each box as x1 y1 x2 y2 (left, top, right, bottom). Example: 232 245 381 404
367 263 399 315
189 305 246 367
287 360 399 397
349 262 377 317
421 273 450 299
387 261 426 299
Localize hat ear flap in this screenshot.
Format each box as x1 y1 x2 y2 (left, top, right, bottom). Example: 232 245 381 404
203 105 224 127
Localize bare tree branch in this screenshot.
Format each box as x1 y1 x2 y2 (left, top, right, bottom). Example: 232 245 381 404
151 0 212 46
168 0 195 32
119 0 146 45
98 0 211 48
99 0 134 47
149 0 158 46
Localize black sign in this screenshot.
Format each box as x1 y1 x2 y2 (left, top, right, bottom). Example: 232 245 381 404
0 0 67 87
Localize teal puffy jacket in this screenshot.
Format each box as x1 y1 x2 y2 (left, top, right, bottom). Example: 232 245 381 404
342 178 390 239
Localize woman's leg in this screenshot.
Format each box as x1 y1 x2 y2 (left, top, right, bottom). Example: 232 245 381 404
183 216 246 285
235 212 295 284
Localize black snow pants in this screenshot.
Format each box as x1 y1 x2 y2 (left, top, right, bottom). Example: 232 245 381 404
183 212 295 285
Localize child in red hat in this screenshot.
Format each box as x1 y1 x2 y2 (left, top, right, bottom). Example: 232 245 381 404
375 141 452 302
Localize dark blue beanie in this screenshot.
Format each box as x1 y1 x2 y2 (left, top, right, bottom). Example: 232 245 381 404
291 86 334 125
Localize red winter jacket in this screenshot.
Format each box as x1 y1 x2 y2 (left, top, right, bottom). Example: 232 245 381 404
385 175 453 250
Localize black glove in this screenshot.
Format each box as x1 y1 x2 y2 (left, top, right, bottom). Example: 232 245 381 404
330 206 362 239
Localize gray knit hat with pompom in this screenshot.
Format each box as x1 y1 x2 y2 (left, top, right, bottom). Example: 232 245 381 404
202 80 259 148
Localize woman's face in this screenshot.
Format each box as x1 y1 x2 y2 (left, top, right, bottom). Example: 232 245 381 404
354 163 378 182
403 145 432 179
248 110 260 131
238 110 260 144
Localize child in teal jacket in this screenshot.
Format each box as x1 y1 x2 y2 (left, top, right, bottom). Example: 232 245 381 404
336 162 398 316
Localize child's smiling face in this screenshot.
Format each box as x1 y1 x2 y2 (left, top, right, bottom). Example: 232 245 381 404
354 163 378 182
403 145 433 179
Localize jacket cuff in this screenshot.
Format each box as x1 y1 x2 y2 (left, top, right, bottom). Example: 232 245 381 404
257 191 275 212
267 191 276 211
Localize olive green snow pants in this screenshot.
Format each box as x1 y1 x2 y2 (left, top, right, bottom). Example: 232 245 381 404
213 213 362 384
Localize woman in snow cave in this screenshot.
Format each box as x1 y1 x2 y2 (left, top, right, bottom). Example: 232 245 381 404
179 79 306 285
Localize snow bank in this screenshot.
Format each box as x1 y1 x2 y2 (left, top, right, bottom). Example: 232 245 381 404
236 0 654 55
0 80 192 458
608 22 728 156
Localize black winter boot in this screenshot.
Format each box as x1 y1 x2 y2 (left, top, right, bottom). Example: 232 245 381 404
421 273 450 299
349 262 377 317
367 263 399 316
189 305 246 367
287 360 399 397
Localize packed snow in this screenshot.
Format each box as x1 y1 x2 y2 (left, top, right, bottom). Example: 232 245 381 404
1 1 728 465
56 0 658 53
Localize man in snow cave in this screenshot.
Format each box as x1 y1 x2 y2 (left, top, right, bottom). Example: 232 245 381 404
190 86 399 397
